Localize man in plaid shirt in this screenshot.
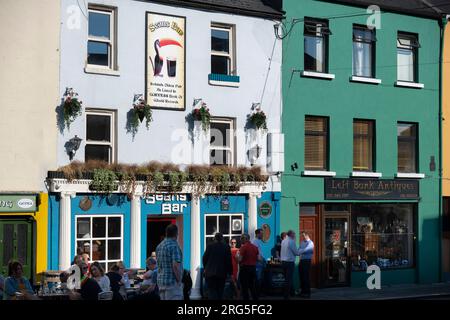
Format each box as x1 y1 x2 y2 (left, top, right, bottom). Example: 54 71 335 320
156 224 183 300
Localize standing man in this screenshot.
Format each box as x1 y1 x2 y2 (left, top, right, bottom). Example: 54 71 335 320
202 232 232 300
156 224 183 300
237 234 259 300
252 229 265 294
298 231 314 299
280 230 300 300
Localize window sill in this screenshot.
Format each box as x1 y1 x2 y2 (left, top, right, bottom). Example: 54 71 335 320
302 170 336 177
84 66 120 77
395 173 425 179
351 171 382 178
301 71 335 80
350 76 382 85
208 74 240 87
395 81 424 89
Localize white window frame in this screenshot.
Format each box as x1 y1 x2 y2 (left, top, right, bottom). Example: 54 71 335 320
85 109 116 163
397 32 419 83
209 118 235 166
211 24 236 75
87 5 117 70
75 215 123 269
204 213 244 249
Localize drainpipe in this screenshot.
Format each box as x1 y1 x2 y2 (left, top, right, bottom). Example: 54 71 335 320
438 16 448 283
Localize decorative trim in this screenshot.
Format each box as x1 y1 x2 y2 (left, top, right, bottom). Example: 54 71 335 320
84 66 120 77
395 81 424 89
302 170 336 177
301 71 335 80
208 74 240 87
350 76 382 84
395 173 425 179
351 171 382 178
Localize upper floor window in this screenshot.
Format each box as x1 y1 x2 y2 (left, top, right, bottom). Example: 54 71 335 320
353 120 374 172
85 110 115 163
304 116 328 170
88 6 117 69
398 123 418 173
353 25 376 78
397 33 420 82
210 118 235 166
211 24 235 75
304 18 330 73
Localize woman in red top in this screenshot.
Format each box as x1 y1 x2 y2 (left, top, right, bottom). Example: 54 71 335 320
229 239 240 299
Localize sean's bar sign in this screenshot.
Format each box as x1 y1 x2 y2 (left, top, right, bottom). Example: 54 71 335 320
325 178 419 200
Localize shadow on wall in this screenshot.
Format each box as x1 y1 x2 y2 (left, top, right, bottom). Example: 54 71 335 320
55 98 65 134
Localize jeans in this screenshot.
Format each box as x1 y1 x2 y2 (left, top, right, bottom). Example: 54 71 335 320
299 259 312 295
206 276 226 300
239 265 258 300
159 283 183 300
282 261 295 299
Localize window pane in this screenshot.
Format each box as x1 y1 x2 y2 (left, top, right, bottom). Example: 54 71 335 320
351 204 414 271
2 224 14 266
77 240 90 256
210 149 232 166
304 35 325 72
397 124 417 172
89 11 110 38
353 121 373 171
398 48 414 82
206 216 217 236
231 216 243 234
210 122 230 147
92 217 106 238
305 117 327 170
17 224 28 265
87 115 111 142
353 41 372 77
211 55 230 75
211 28 230 53
305 117 327 132
398 123 416 137
300 205 317 215
108 217 121 237
108 240 121 260
77 218 91 239
219 216 230 234
85 145 110 162
92 240 105 261
87 41 110 66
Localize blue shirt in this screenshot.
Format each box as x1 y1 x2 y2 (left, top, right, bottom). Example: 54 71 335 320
156 238 182 287
298 239 314 260
280 238 299 262
4 276 34 300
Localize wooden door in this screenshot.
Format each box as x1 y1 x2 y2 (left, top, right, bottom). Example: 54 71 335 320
299 215 319 288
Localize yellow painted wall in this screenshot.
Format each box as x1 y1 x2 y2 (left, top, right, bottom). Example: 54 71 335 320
0 193 48 278
443 22 450 196
0 0 60 191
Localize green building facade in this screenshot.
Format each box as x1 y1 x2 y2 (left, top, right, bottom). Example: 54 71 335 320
281 0 442 287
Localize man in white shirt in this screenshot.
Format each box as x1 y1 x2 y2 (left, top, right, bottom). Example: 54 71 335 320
280 230 300 300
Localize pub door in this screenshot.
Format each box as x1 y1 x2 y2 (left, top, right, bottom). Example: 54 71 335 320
0 219 33 279
299 215 319 288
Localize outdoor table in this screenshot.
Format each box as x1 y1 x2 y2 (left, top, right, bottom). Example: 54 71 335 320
38 292 71 300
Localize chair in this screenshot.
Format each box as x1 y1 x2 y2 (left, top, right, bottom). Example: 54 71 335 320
98 291 114 300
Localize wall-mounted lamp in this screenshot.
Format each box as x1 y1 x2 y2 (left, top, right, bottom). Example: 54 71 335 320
65 135 82 161
252 102 261 110
248 144 262 166
193 98 203 107
291 162 298 171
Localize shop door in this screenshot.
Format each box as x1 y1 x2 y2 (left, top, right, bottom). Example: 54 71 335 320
322 215 350 287
299 216 319 288
0 220 32 279
146 217 176 258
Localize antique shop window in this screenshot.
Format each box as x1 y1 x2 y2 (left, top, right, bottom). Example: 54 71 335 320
397 32 419 82
304 18 330 73
210 118 234 166
351 204 415 271
211 24 235 75
397 122 418 173
352 25 376 78
304 116 328 170
85 110 115 163
76 215 123 271
87 5 117 69
205 214 243 247
353 120 374 171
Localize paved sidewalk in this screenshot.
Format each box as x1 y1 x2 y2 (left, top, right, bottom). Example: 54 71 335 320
262 282 450 300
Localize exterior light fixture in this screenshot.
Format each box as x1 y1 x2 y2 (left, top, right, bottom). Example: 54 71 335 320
248 144 262 165
66 135 82 161
291 162 298 171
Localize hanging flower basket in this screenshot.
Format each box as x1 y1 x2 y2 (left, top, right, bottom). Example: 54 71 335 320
130 95 153 132
248 107 267 130
192 102 211 132
63 88 83 129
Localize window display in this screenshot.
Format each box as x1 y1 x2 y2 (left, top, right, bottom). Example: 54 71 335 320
351 204 415 271
205 214 243 247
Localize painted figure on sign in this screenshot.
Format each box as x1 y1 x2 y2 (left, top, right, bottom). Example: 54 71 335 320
150 38 182 77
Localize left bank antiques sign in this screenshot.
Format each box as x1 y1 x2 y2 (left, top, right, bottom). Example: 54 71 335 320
146 12 185 110
325 178 419 200
0 194 37 213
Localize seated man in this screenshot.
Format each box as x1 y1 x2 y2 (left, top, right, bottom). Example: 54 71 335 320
133 258 159 300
